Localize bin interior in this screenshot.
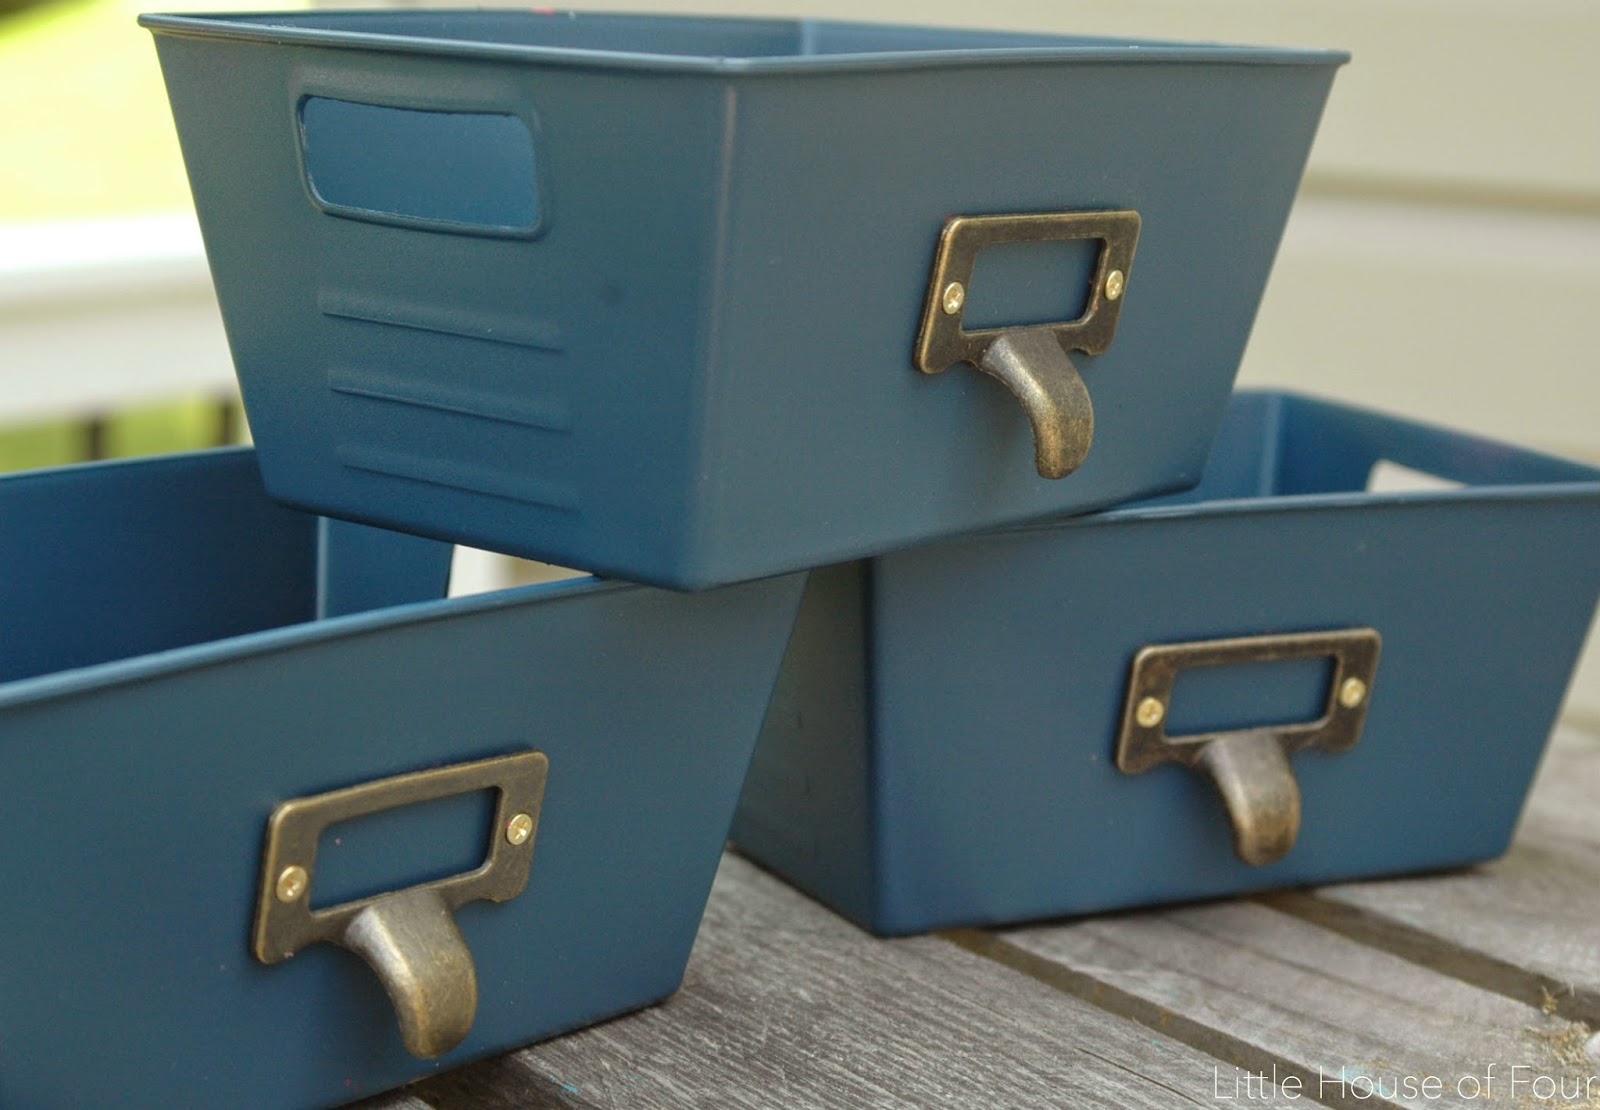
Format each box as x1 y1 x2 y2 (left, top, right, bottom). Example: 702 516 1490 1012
0 449 451 685
1122 391 1600 509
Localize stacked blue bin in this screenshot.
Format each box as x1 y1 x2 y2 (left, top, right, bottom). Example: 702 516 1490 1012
730 392 1600 933
5 8 1581 1107
0 448 804 1107
140 11 1347 588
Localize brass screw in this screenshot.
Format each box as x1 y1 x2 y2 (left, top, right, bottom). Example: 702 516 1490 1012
1338 677 1368 709
941 281 965 315
1135 696 1166 729
1104 269 1126 301
275 865 309 903
506 812 535 846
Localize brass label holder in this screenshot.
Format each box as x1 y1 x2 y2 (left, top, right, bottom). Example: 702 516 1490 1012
1114 629 1381 867
252 750 549 1059
913 209 1140 479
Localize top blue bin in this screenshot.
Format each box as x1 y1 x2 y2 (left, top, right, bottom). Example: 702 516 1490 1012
141 10 1345 588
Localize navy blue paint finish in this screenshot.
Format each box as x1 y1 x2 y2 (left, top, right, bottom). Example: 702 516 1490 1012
731 393 1600 935
733 562 881 928
317 516 453 619
142 11 1344 588
0 454 451 686
0 449 806 1107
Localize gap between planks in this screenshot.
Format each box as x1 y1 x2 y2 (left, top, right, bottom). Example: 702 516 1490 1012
1258 722 1600 1027
1252 889 1600 1029
943 927 1382 1110
961 895 1600 1110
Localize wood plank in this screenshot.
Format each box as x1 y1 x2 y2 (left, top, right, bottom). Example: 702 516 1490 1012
390 854 1304 1109
1279 726 1600 1025
365 1059 601 1110
998 901 1599 1109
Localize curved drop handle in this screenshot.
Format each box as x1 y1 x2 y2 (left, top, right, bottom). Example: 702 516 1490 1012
341 887 479 1058
979 328 1094 479
1115 629 1381 867
1195 732 1303 867
913 209 1139 479
253 751 548 1058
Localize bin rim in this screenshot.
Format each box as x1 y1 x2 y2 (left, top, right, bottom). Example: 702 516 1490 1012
993 389 1600 539
138 10 1349 76
0 544 616 714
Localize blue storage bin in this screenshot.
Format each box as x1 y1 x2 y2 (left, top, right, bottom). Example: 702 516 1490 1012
140 10 1344 588
0 449 804 1107
731 392 1600 934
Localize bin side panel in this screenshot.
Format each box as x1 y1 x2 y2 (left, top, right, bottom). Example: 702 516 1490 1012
730 562 879 925
866 495 1600 933
152 35 729 581
696 61 1338 581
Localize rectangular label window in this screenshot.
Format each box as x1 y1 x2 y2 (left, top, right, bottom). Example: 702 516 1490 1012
963 237 1099 330
1166 655 1334 736
313 787 496 909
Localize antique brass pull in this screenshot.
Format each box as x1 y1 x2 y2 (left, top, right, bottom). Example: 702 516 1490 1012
252 750 549 1058
1114 629 1380 867
913 209 1140 479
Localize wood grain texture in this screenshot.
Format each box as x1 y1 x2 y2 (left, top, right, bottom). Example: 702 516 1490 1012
1297 727 1600 1024
525 854 1312 1109
1001 898 1597 1110
387 855 1302 1109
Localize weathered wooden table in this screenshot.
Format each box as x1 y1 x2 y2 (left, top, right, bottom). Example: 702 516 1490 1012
363 720 1600 1110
